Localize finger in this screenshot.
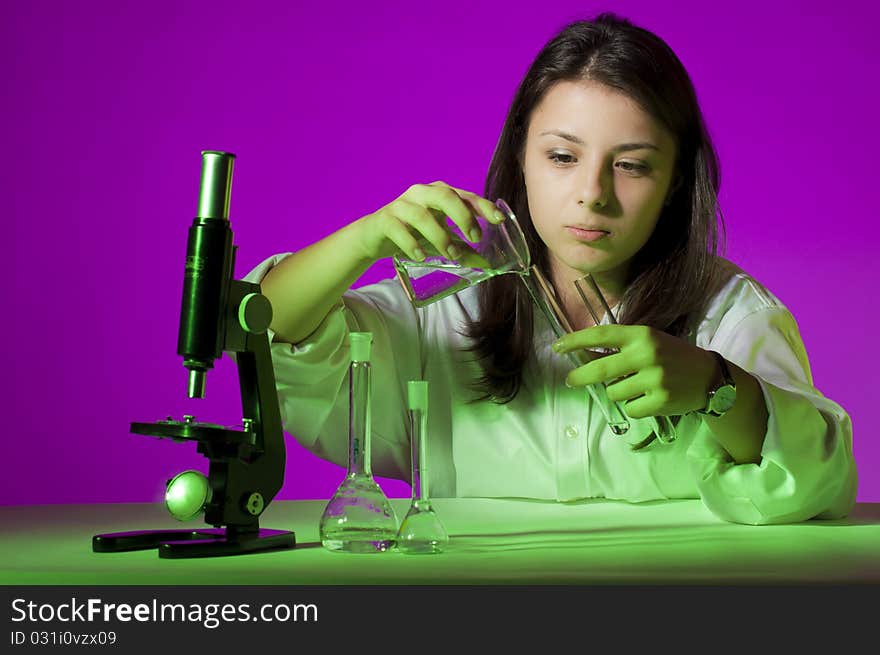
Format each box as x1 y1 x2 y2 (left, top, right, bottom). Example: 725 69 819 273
565 351 640 388
394 203 489 267
604 372 650 404
393 200 459 260
445 185 509 226
416 182 496 243
567 348 605 366
382 214 426 261
428 182 493 243
404 182 479 244
553 325 642 354
621 393 661 420
446 233 492 269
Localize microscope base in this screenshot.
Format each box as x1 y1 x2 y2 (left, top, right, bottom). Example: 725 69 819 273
92 527 296 558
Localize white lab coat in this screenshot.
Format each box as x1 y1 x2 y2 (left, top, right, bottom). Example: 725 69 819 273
241 253 858 525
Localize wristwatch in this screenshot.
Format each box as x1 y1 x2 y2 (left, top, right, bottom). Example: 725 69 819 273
697 351 737 418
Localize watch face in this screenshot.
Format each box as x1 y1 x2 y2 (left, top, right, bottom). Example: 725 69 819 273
711 384 737 414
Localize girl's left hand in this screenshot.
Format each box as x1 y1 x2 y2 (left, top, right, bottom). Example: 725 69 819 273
553 325 717 419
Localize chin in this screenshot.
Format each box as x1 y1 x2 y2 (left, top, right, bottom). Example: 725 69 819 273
559 249 616 274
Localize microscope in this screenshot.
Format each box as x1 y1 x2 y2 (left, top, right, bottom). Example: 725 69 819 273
92 151 296 558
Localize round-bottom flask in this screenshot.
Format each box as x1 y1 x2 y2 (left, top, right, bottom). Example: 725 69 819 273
319 332 398 553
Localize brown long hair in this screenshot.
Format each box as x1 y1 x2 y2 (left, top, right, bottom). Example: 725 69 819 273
464 12 725 403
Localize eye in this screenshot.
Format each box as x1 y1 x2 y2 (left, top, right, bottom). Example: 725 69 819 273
616 160 650 175
547 151 577 166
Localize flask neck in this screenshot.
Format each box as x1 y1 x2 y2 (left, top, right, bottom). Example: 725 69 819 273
408 407 429 501
348 360 372 476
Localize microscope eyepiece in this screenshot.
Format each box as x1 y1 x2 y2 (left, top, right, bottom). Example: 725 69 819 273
197 151 236 220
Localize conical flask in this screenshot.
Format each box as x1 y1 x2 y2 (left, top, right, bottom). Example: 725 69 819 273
319 332 399 553
396 380 449 554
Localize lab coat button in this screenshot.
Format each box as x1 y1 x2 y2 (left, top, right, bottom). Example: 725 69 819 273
565 425 579 439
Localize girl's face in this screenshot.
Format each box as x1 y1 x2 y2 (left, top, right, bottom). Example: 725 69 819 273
522 80 679 290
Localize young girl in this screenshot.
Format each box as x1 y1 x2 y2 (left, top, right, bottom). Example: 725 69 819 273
247 13 857 525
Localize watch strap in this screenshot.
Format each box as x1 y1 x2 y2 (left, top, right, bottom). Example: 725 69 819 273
698 351 735 416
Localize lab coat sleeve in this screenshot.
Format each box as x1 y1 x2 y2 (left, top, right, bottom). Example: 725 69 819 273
687 306 858 525
235 252 418 482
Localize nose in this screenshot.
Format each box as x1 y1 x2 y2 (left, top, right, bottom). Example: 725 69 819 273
577 158 611 209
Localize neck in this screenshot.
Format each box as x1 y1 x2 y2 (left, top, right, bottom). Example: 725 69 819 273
549 259 627 331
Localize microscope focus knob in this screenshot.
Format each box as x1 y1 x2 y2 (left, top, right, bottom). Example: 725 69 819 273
244 492 265 516
165 470 212 521
238 293 273 335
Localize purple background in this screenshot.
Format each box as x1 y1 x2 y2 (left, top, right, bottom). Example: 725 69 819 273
4 0 878 506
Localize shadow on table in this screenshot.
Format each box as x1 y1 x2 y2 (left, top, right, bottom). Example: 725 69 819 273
809 503 880 526
447 503 880 554
450 522 721 553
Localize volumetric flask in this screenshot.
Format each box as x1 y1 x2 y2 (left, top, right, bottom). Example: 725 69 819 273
393 198 530 307
319 332 399 553
573 273 678 445
396 381 449 554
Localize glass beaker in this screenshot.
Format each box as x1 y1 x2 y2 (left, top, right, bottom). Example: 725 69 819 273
319 332 399 553
573 273 678 445
393 198 530 307
396 380 449 554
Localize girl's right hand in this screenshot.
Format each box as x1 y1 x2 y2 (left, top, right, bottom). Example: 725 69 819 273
352 181 508 266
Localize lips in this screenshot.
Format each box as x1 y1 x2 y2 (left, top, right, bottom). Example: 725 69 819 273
565 225 610 242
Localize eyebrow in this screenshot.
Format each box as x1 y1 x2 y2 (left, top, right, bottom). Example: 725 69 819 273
539 130 660 153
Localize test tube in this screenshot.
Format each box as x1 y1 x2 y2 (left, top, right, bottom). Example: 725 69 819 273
521 267 630 435
573 274 677 444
